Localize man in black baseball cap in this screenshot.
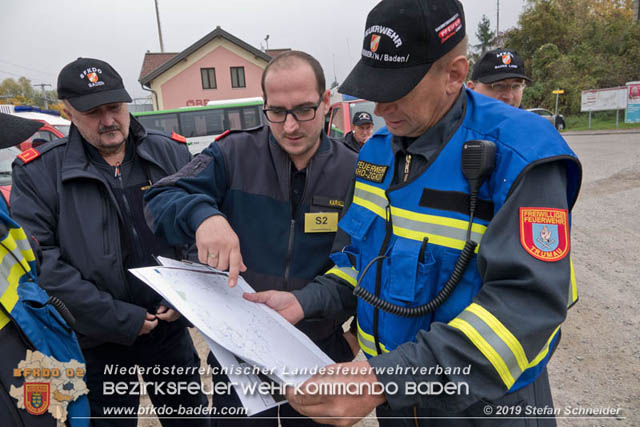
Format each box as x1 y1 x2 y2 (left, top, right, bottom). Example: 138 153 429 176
57 57 132 112
467 48 531 108
248 1 582 426
342 111 374 153
10 58 210 425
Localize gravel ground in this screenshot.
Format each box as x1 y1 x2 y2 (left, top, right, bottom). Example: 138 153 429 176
139 131 639 426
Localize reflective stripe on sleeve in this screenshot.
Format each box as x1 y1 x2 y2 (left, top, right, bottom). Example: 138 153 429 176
0 226 35 330
325 266 358 287
568 257 578 308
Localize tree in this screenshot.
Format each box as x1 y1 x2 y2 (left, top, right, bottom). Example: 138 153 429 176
503 0 640 113
474 15 496 56
0 76 59 108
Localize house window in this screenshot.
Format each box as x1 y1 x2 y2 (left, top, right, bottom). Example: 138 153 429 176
201 68 216 89
230 67 246 88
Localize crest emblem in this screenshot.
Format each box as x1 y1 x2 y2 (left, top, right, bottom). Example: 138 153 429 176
370 34 381 53
501 53 512 65
87 72 99 83
24 383 50 415
520 207 569 262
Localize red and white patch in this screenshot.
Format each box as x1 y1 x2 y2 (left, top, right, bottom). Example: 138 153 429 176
370 34 381 53
520 207 570 262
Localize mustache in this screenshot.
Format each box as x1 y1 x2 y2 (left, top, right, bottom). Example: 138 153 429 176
98 125 121 134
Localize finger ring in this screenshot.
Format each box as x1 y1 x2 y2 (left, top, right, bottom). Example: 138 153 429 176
208 253 218 259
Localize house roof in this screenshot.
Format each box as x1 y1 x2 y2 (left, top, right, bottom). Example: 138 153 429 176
139 26 272 86
265 48 291 58
138 52 178 82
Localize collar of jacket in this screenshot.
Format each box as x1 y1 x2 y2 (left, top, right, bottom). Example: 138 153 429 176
391 88 467 159
60 115 167 182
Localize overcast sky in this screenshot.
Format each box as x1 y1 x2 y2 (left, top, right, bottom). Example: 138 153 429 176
0 0 527 101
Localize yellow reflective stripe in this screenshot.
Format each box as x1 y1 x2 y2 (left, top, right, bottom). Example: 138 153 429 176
450 318 515 389
466 303 528 372
9 227 36 263
325 266 358 287
392 206 487 235
355 181 387 199
353 195 386 218
393 226 479 252
568 257 578 308
353 181 388 218
528 326 561 367
357 323 389 356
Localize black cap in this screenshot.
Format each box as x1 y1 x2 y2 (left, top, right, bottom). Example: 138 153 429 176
352 111 373 126
0 112 43 149
57 58 132 112
339 0 466 103
471 49 531 84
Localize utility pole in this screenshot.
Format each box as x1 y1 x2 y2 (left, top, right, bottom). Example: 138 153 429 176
154 0 165 52
33 83 51 109
496 0 500 35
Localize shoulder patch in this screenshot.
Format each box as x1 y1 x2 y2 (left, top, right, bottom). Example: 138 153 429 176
519 207 569 262
170 131 187 144
17 148 41 164
215 130 231 141
355 160 388 183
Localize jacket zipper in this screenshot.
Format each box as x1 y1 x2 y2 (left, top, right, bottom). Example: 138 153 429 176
113 162 140 303
403 154 412 182
283 160 310 290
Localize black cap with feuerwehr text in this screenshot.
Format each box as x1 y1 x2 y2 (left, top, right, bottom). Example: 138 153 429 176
339 0 466 103
57 58 132 112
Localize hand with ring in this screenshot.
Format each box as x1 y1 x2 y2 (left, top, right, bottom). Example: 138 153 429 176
196 215 247 287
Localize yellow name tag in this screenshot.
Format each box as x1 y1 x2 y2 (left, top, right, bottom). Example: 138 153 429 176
304 212 338 233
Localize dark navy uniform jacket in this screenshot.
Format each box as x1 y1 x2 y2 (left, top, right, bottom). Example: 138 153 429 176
10 117 191 349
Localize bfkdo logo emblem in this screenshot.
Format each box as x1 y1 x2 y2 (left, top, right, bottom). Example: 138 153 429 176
24 383 50 415
520 207 569 262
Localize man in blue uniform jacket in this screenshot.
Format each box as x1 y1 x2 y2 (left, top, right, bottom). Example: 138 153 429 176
243 1 582 426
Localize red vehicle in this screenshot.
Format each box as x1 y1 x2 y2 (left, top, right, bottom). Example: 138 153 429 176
0 106 70 204
325 98 384 139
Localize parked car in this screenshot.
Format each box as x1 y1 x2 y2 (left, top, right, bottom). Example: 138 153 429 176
325 98 385 139
527 108 566 131
0 105 70 151
0 146 21 205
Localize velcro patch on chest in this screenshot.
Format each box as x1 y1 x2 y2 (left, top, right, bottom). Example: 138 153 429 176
354 160 388 183
520 207 569 262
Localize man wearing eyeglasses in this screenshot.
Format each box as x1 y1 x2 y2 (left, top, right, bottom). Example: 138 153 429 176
144 50 357 425
467 48 530 108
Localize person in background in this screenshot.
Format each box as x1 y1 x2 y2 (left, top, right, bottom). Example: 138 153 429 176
467 48 531 108
342 111 374 153
10 58 208 426
0 112 90 426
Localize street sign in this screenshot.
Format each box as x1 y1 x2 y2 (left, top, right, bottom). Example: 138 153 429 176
552 90 565 94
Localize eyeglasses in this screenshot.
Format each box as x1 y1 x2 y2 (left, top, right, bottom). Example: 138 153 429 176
263 100 322 123
489 82 527 92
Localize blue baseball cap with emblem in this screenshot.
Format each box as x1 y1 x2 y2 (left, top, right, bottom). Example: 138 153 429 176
340 0 466 103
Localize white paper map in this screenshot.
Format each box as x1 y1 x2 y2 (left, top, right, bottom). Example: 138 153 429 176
130 257 334 387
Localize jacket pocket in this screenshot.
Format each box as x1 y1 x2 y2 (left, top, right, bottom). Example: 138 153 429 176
380 238 440 350
432 248 482 324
